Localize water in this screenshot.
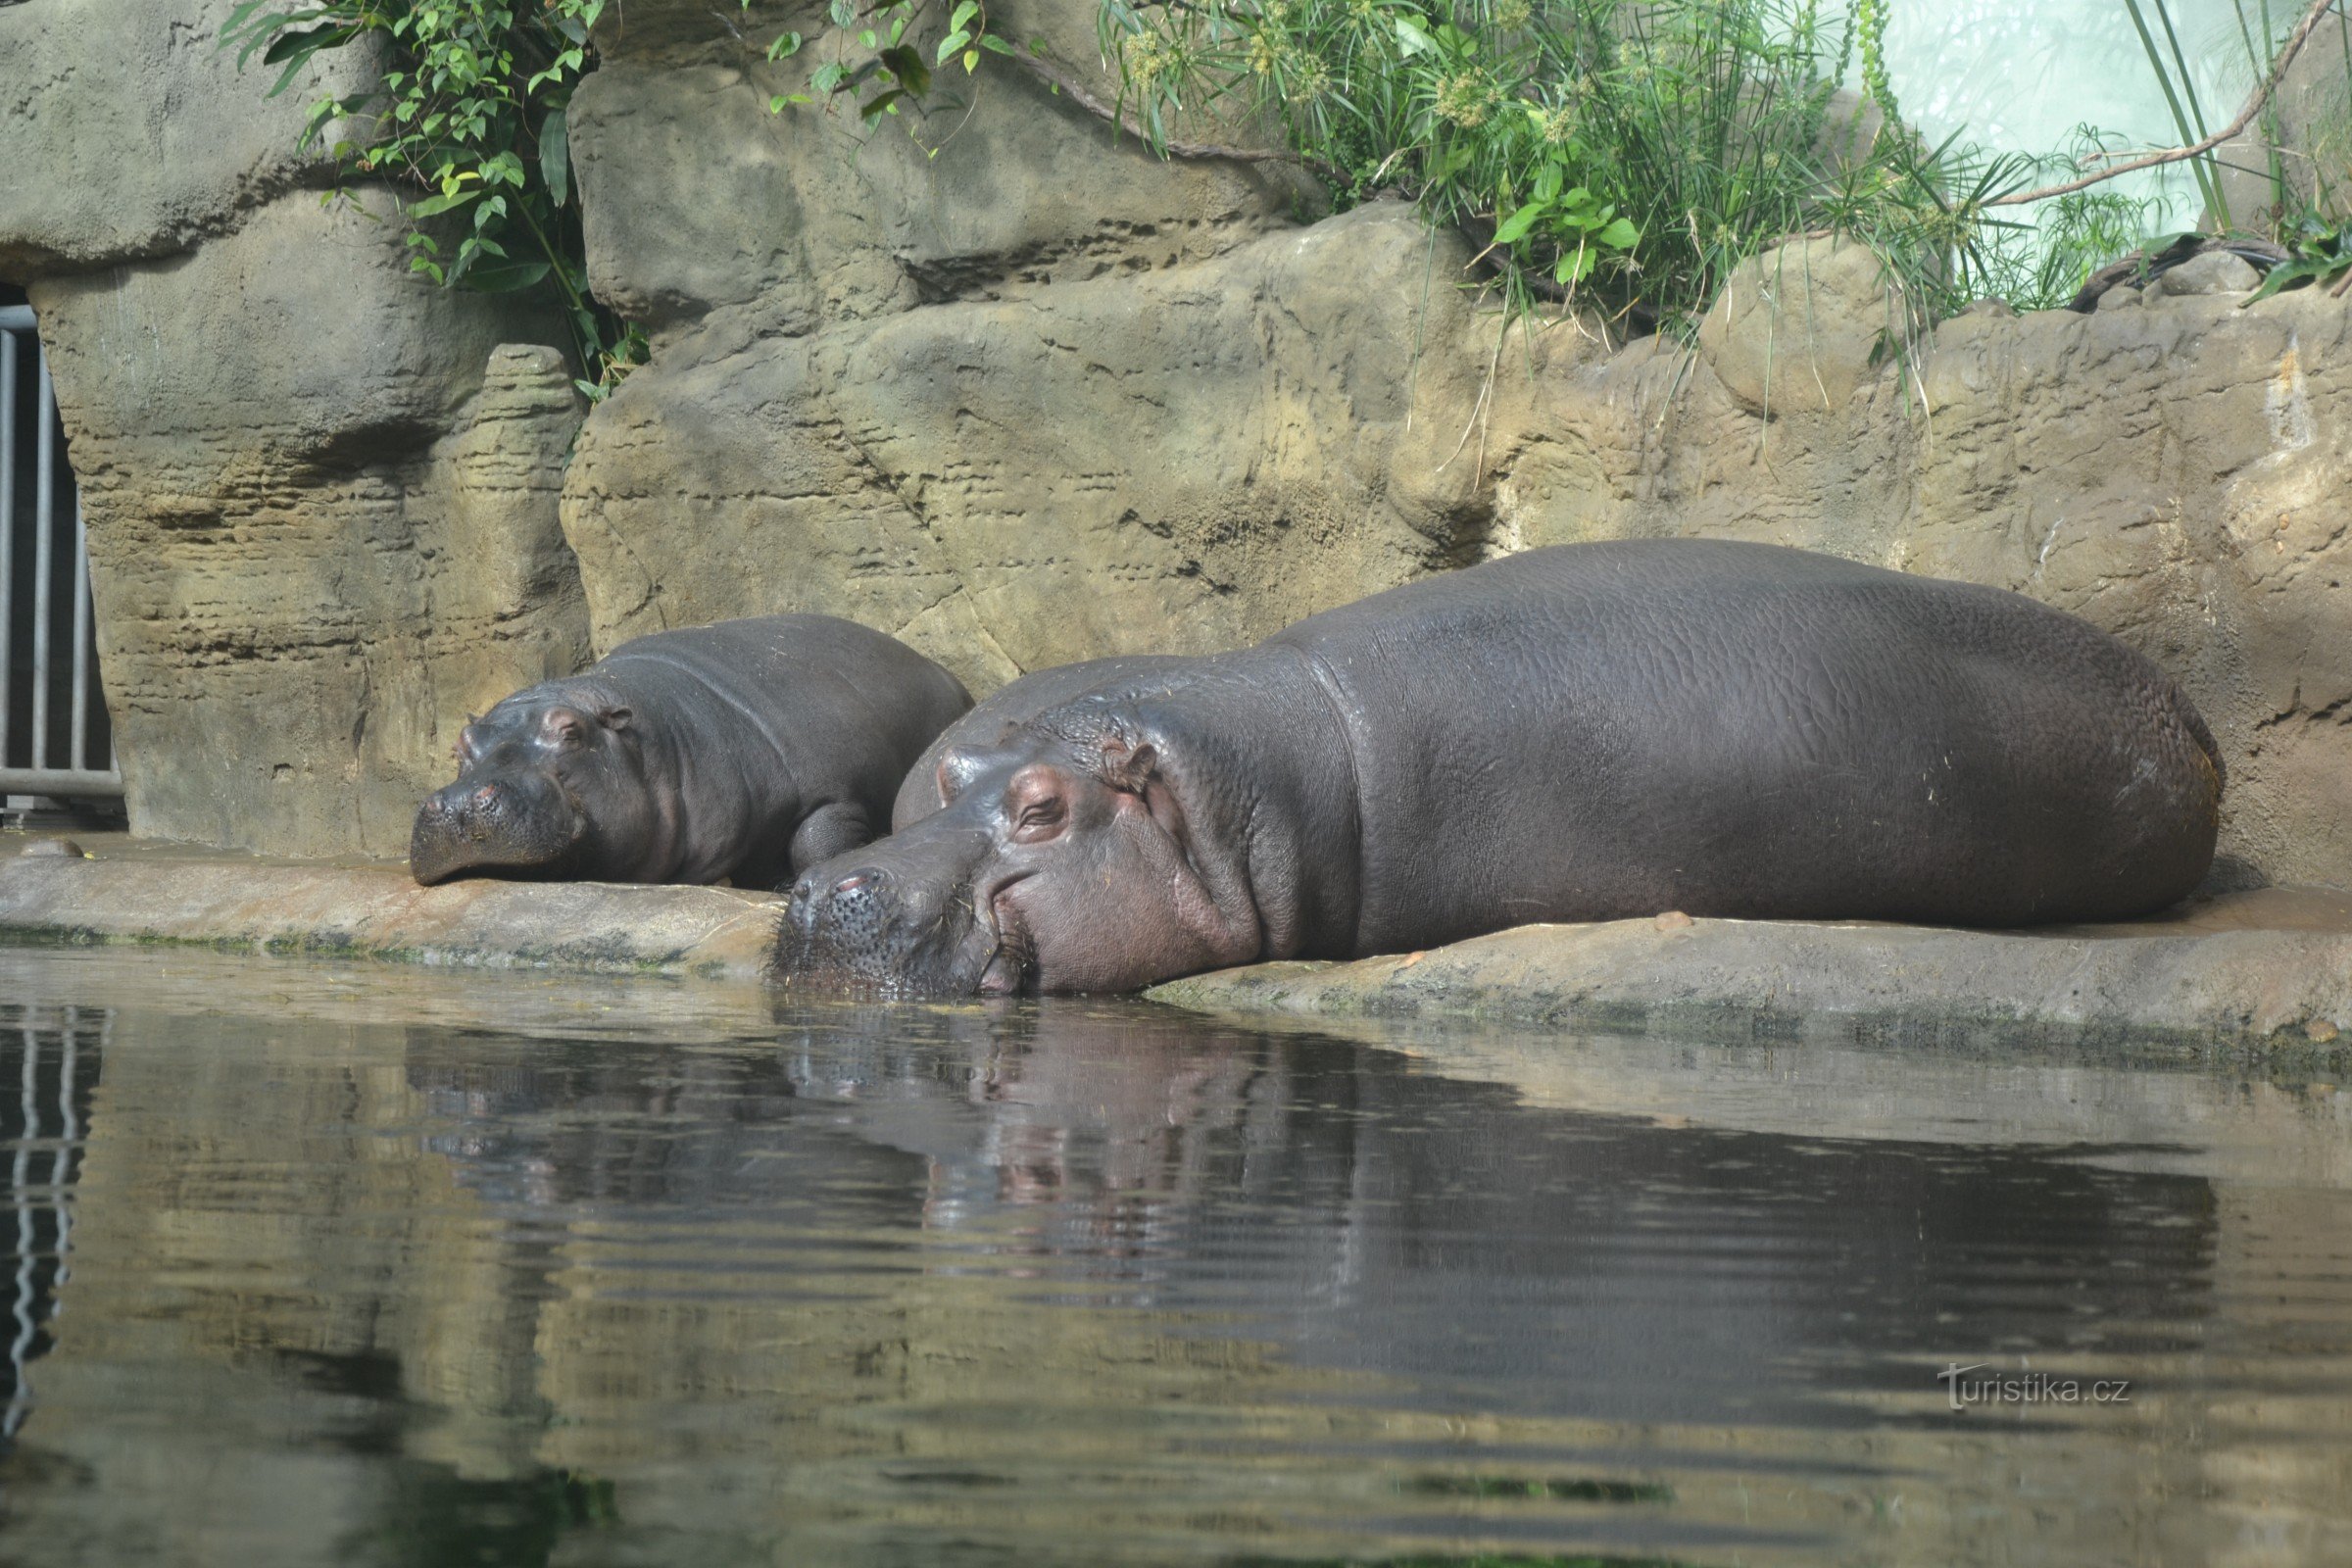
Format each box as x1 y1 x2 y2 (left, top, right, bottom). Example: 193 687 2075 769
0 947 2347 1567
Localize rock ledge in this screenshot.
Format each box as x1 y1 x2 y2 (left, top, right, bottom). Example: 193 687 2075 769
1149 890 2352 1063
0 843 783 981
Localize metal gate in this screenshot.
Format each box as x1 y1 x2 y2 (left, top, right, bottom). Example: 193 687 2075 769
0 305 118 800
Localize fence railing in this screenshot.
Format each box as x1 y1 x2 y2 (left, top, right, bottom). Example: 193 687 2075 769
0 305 119 800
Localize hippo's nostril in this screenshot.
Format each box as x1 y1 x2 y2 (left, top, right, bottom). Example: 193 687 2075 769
471 785 498 810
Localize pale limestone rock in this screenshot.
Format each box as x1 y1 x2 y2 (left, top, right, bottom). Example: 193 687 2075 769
2157 250 2262 296
560 204 1498 691
1694 236 1902 416
0 0 376 275
27 194 586 857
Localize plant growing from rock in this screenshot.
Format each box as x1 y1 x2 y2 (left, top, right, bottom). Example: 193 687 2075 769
1092 0 2057 340
219 0 644 399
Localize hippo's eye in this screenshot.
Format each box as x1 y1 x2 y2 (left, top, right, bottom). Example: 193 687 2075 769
1011 796 1066 844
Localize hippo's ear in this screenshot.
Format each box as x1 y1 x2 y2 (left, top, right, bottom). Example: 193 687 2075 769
1095 734 1160 795
936 746 989 804
455 719 485 764
597 705 633 732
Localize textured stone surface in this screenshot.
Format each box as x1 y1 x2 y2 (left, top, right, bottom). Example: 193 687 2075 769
7 3 2351 893
1694 237 1902 416
0 839 782 979
562 203 1494 688
568 12 1307 333
0 0 372 275
28 193 590 857
2157 249 2262 296
1151 888 2352 1058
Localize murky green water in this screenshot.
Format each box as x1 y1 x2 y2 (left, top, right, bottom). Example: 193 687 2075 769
0 948 2347 1567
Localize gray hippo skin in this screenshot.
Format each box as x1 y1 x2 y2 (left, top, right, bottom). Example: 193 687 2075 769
892 656 1193 832
781 539 2224 995
412 615 972 889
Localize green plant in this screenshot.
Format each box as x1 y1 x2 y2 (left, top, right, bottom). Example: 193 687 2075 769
1096 0 2030 341
2245 210 2352 298
220 0 643 398
758 0 1034 142
1943 130 2180 312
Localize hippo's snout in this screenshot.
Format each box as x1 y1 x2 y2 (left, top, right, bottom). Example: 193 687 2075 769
409 772 587 886
784 864 900 978
783 853 988 996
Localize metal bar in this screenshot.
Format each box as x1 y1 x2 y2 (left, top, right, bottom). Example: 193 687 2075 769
0 308 30 332
69 498 87 772
1 328 16 771
29 355 53 772
0 767 123 798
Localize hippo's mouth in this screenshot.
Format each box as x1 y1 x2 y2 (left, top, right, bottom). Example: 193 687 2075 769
974 875 1036 995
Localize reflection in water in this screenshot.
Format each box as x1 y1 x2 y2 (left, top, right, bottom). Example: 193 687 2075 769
0 950 2346 1566
0 999 102 1452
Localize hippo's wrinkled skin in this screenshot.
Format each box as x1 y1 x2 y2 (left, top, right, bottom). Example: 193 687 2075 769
781 540 2223 995
411 616 970 888
891 656 1191 832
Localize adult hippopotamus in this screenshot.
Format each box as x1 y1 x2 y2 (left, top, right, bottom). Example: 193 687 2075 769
411 615 971 888
781 540 2224 995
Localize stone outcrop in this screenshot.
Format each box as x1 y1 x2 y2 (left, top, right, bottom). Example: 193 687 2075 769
1150 887 2352 1060
3 1 587 857
0 0 374 273
4 0 2349 889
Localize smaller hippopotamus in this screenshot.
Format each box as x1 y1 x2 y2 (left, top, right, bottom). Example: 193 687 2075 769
411 616 970 888
892 656 1191 832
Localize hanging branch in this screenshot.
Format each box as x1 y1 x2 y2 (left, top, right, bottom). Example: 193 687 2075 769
1984 0 2337 208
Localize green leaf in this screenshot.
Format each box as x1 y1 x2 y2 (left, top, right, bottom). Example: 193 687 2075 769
261 20 338 65
465 261 554 293
1595 217 1639 249
860 88 905 122
964 49 980 72
2244 255 2334 305
227 9 315 67
767 30 803 61
980 33 1017 54
938 29 970 63
538 107 570 207
879 45 931 96
1492 202 1545 246
828 0 856 25
951 0 979 28
406 189 478 219
1394 16 1438 56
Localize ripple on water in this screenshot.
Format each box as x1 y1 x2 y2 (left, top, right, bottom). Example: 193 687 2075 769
0 946 2348 1566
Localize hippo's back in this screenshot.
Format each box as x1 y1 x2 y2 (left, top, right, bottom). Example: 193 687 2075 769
599 613 971 815
1270 539 2221 947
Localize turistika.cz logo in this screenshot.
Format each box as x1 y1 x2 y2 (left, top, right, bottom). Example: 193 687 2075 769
1936 1362 2133 1412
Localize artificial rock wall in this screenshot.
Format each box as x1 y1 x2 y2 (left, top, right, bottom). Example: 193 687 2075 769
4 0 590 857
5 0 2348 886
